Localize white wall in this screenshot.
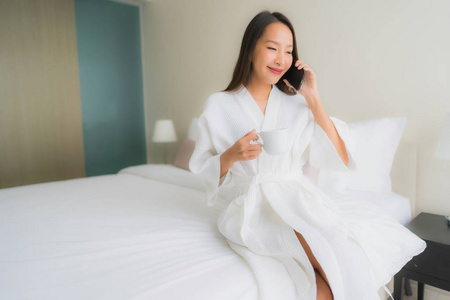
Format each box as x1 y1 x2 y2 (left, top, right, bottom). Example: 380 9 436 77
142 0 450 216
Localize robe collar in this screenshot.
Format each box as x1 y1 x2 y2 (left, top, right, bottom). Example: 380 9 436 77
234 84 281 132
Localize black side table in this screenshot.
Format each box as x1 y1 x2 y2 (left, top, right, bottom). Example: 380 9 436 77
393 212 450 300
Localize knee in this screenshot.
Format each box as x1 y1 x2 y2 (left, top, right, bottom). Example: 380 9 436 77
315 270 333 300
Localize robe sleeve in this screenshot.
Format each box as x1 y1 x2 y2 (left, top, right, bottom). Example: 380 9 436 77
302 113 357 172
189 112 232 207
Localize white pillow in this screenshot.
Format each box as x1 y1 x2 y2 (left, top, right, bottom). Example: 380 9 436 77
317 117 406 194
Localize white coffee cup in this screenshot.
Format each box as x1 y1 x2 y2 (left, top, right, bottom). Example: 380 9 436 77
254 128 289 155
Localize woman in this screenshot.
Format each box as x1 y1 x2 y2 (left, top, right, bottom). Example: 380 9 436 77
189 11 426 300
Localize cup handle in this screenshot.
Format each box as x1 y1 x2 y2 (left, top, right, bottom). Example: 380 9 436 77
255 133 263 145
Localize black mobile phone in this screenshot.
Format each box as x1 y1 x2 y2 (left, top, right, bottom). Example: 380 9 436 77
282 64 305 91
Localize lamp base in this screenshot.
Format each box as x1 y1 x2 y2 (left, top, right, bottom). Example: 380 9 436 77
163 143 167 164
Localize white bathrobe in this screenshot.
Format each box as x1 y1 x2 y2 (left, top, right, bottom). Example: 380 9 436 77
189 84 426 300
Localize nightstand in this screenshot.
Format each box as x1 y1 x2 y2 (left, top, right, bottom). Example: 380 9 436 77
393 212 450 300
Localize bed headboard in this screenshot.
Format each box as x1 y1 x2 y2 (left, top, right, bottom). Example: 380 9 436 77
391 139 417 218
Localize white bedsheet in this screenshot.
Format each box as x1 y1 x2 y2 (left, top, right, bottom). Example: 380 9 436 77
0 173 257 300
0 164 413 299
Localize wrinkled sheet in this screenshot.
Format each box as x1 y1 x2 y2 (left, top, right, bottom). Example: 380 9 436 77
0 173 257 300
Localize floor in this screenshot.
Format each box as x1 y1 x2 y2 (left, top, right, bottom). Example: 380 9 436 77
397 280 450 300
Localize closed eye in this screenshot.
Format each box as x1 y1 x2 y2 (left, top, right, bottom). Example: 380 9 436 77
267 47 276 51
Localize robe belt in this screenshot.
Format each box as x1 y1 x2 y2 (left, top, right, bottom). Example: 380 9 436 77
232 172 317 198
232 172 333 208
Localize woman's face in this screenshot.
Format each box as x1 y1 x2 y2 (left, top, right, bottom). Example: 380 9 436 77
250 22 294 86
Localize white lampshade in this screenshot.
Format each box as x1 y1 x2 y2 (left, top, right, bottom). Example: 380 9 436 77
152 119 177 143
435 113 450 160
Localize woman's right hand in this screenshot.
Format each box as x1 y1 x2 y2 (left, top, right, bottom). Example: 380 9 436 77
220 129 262 177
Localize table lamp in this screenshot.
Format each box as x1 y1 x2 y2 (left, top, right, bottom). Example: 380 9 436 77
434 113 450 226
152 119 177 164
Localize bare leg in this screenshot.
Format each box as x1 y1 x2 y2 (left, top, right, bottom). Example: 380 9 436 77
315 269 334 300
294 230 332 288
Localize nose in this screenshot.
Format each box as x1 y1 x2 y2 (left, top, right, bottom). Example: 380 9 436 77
275 52 285 67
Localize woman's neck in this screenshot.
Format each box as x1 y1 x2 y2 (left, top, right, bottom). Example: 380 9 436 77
245 78 272 103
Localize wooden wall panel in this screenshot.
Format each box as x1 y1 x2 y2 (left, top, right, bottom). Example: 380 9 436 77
0 0 85 188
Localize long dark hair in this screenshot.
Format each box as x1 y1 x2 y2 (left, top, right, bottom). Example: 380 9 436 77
224 11 299 95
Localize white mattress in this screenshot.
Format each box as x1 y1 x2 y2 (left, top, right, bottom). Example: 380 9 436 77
0 164 412 299
0 172 257 300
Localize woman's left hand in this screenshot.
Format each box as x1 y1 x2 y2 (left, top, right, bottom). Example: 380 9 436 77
283 60 319 99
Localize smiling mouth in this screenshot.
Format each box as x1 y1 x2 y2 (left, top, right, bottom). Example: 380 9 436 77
268 67 283 74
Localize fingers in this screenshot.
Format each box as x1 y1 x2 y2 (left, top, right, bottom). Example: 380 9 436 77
241 146 262 160
243 128 256 139
284 79 299 94
235 129 263 160
283 79 294 89
238 140 262 160
245 129 256 135
295 60 311 72
243 129 259 142
237 132 261 149
247 144 262 151
248 133 260 141
237 140 261 151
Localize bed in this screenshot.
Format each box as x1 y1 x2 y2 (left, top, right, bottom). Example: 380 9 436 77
0 117 415 299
